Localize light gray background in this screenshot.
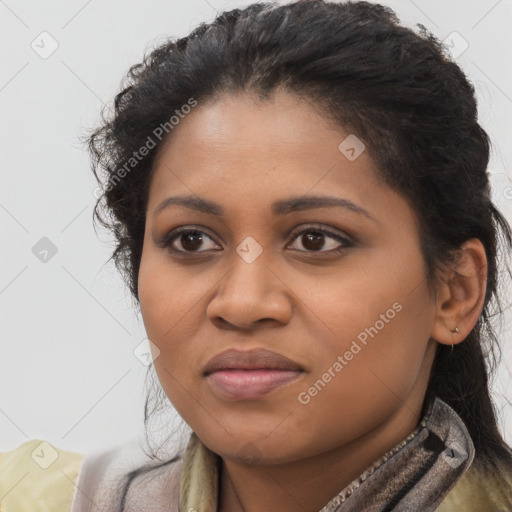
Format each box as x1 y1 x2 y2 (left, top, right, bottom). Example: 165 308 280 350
1 0 511 455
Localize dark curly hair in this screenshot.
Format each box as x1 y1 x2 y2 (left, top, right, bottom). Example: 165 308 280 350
87 0 512 483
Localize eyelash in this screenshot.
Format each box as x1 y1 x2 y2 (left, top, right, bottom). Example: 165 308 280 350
159 224 354 257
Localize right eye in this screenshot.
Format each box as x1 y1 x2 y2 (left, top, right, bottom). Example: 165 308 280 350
161 227 221 254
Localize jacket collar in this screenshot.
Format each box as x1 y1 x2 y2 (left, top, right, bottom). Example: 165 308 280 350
179 396 475 512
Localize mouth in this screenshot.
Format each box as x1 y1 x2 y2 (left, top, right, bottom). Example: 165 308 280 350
203 348 305 400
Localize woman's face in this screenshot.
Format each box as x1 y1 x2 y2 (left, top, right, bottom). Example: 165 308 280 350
138 90 439 464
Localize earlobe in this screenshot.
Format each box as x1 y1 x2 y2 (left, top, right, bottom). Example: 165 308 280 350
430 238 487 347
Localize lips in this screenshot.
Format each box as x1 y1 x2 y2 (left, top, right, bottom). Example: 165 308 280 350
203 348 304 375
203 348 305 400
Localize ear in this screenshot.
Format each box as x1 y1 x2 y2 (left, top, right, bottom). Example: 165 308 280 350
430 238 487 346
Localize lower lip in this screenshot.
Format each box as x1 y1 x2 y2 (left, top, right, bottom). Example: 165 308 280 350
206 369 303 400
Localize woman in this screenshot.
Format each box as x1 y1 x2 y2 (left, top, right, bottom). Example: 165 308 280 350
1 1 511 510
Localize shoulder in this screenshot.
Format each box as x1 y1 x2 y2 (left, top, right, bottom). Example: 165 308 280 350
437 459 512 512
69 438 185 512
0 438 84 512
0 437 185 512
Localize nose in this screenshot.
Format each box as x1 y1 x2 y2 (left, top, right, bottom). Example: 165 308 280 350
206 253 293 330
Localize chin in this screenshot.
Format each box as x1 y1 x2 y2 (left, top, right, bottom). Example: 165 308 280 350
200 427 313 466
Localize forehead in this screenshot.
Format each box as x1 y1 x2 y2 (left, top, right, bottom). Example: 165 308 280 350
148 90 383 205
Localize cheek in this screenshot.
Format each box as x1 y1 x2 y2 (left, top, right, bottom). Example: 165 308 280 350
293 261 433 430
137 254 211 414
288 310 431 458
138 253 204 342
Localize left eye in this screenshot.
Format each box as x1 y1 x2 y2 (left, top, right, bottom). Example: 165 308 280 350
287 226 353 253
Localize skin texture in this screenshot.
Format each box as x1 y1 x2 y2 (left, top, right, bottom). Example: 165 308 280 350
137 90 487 512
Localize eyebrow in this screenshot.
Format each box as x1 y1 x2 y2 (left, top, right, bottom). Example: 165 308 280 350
153 194 377 222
